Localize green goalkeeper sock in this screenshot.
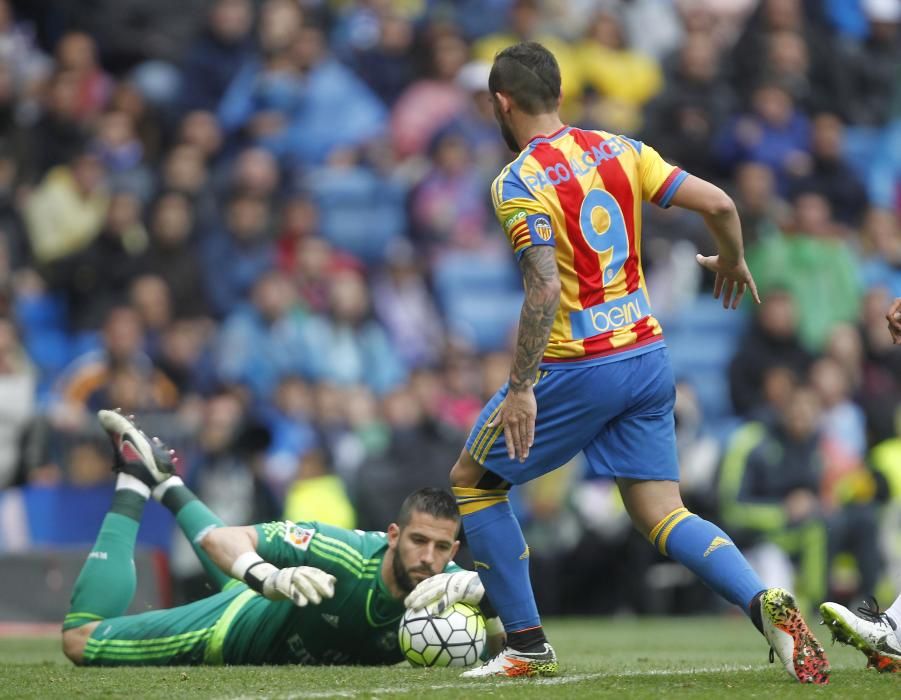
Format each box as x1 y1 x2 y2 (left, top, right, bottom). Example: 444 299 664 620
154 478 231 590
63 479 148 630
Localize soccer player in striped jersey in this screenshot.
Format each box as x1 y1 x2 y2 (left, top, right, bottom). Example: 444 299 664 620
61 411 502 667
405 42 830 683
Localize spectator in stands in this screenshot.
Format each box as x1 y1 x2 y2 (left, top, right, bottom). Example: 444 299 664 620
576 8 663 134
451 61 509 186
308 381 350 474
274 194 318 275
673 0 750 52
224 147 281 201
714 81 811 193
811 382 882 603
732 162 789 246
216 0 303 158
473 0 581 120
344 384 393 481
176 110 223 166
0 0 50 98
260 375 317 491
170 390 278 600
748 192 862 351
810 357 867 461
824 323 866 401
862 119 901 210
297 266 405 395
214 269 307 403
56 306 178 409
0 64 29 174
109 80 165 167
839 0 901 127
859 207 901 297
129 274 172 356
66 0 208 72
643 32 735 182
0 230 15 310
24 150 108 266
91 110 154 202
140 191 208 319
221 15 387 169
283 443 356 528
24 70 91 183
288 235 333 314
729 289 812 418
611 0 684 60
349 11 416 107
787 113 868 226
46 191 148 331
0 151 29 271
411 127 490 257
179 0 254 114
720 387 828 604
53 32 111 122
353 383 460 531
303 148 406 264
672 381 721 511
200 191 274 318
432 342 483 431
760 31 813 110
371 240 445 370
824 0 871 39
0 318 35 487
729 0 840 113
158 143 217 229
154 318 216 397
51 305 178 431
392 26 470 159
257 0 303 54
858 289 901 443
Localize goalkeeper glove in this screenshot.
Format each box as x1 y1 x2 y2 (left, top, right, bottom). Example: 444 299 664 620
404 571 484 614
232 552 336 607
261 566 336 606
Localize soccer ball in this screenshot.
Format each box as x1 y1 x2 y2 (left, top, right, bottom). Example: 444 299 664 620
399 602 486 667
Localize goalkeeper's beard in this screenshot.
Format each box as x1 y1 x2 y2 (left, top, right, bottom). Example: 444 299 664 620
392 553 432 595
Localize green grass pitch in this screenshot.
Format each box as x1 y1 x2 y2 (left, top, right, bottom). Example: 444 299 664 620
0 617 891 699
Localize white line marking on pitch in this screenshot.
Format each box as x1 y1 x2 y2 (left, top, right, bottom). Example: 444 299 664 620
223 665 760 700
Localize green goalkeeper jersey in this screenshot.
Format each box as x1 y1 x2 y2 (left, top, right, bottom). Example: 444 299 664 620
216 521 461 665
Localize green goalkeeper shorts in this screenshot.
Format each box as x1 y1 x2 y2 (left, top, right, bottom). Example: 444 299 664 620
82 583 252 666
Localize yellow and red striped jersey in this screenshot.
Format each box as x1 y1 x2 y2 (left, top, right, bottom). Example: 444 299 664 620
491 125 687 363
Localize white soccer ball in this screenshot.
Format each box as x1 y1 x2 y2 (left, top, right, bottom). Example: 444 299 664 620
399 602 486 667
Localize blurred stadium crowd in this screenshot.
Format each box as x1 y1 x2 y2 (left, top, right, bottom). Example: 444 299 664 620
0 0 898 613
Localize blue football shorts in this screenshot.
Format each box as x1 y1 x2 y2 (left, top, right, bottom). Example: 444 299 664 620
465 345 678 484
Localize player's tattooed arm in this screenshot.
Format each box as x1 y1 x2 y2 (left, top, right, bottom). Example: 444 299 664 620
509 246 560 391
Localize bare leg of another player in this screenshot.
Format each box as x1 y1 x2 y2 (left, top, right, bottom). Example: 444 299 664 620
887 297 901 345
819 298 901 671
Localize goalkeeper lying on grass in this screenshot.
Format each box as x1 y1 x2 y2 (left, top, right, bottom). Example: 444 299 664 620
62 410 501 666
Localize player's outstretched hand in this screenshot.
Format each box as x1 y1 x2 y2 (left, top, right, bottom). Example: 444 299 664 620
263 566 337 607
695 254 761 310
489 387 537 463
887 297 901 345
404 571 485 615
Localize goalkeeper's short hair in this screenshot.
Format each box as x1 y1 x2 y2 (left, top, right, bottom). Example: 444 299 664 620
398 488 459 527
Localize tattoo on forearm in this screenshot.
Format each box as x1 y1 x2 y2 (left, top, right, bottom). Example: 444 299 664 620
509 246 560 391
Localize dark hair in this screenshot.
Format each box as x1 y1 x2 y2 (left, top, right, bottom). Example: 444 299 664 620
397 488 459 527
488 42 561 115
